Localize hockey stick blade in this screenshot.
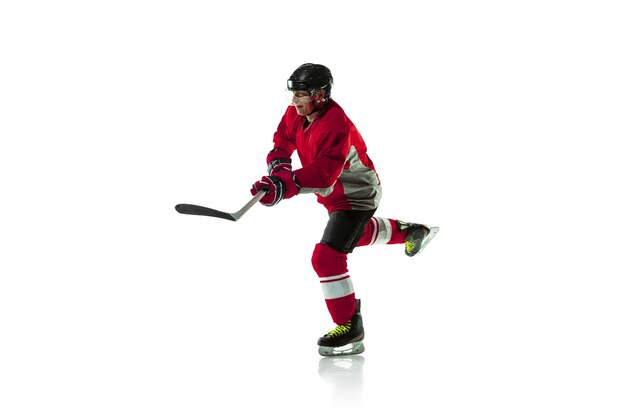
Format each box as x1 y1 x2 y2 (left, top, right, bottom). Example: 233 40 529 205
175 191 266 222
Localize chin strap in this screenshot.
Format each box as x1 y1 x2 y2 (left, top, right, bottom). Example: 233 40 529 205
306 98 328 116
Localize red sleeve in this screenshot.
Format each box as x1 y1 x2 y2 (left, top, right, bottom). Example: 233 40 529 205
272 107 298 155
294 127 350 189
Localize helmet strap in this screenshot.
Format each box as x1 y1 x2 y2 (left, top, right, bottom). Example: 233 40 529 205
306 97 327 118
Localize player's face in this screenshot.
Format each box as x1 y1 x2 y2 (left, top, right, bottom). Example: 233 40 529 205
289 90 324 116
289 90 314 115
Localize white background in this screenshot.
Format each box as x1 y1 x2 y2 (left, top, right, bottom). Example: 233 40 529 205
1 1 625 416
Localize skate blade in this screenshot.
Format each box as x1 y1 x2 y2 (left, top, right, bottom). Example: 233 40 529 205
318 341 365 357
418 225 439 254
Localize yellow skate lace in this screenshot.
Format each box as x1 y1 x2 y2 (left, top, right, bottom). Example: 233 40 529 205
326 321 352 338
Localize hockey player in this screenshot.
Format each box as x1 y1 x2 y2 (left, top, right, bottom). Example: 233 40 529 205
251 63 438 356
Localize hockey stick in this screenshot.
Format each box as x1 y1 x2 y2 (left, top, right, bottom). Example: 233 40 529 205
175 191 266 222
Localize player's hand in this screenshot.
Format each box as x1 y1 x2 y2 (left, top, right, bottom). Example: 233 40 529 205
266 147 292 175
251 170 300 206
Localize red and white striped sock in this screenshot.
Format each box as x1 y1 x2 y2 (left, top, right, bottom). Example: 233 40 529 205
356 217 406 247
311 243 356 325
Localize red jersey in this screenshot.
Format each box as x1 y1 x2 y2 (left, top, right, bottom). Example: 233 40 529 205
272 99 382 213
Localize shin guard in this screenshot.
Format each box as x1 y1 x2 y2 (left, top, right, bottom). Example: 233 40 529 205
311 243 356 325
357 217 407 246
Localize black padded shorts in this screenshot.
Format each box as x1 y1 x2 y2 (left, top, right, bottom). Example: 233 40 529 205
320 209 377 254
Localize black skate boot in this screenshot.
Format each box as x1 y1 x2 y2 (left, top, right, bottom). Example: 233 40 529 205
317 299 365 357
398 221 440 257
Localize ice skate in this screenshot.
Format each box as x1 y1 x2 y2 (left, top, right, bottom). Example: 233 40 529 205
318 299 365 357
398 221 439 257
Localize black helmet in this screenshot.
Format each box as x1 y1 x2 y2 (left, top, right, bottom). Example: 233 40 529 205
287 63 333 99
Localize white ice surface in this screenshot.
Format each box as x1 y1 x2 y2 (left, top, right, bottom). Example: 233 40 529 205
1 1 625 416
